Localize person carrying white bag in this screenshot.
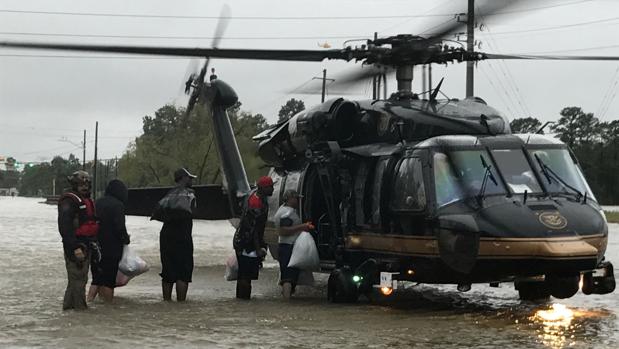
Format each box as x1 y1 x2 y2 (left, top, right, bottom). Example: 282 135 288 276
274 190 315 299
116 244 149 286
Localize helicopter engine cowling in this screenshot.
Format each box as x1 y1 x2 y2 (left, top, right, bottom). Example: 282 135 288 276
258 98 361 167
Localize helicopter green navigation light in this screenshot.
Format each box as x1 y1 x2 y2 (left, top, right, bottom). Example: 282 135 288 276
352 275 362 283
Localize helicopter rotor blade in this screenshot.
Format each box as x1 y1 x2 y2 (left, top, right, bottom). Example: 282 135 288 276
0 41 349 61
484 53 619 61
185 5 231 115
421 0 531 43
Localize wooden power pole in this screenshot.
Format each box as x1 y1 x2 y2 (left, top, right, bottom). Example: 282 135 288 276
466 0 475 97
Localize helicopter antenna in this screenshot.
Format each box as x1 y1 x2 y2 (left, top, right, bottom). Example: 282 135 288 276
536 121 554 134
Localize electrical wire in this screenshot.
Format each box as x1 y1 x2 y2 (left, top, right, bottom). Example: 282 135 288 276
0 9 452 20
478 65 517 120
0 1 590 20
477 9 531 117
597 65 619 119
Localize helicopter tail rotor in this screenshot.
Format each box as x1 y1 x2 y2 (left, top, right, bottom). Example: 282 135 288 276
184 4 231 115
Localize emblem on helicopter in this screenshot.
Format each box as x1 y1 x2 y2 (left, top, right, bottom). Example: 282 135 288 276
538 211 568 230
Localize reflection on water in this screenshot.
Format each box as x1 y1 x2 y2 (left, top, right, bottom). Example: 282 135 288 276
531 304 575 348
0 197 617 348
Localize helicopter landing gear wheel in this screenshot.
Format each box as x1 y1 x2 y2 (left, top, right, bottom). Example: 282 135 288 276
328 267 359 303
545 273 580 299
515 280 550 301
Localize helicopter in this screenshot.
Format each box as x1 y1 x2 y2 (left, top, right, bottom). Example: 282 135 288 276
1 1 616 302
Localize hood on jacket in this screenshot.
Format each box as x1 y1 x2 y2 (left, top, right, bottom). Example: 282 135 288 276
105 179 128 204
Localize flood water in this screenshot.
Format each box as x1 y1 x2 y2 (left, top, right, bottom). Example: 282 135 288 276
1 197 617 348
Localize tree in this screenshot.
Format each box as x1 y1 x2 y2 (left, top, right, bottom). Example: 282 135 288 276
118 101 269 188
277 98 305 123
510 117 543 134
551 107 599 147
18 154 81 196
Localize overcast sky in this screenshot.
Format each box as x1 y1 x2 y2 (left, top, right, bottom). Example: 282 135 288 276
1 0 619 163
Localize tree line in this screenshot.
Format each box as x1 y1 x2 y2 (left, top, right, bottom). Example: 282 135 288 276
14 98 305 196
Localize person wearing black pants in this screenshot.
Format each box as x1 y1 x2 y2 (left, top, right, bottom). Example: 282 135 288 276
88 179 130 303
232 176 274 299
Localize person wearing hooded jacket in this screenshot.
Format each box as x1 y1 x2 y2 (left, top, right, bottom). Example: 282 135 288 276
87 179 130 303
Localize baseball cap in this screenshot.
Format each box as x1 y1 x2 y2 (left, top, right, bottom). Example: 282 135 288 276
257 176 274 188
174 167 197 182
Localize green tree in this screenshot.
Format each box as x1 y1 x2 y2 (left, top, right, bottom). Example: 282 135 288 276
510 117 543 134
551 107 599 147
118 101 269 188
277 98 305 123
19 154 81 196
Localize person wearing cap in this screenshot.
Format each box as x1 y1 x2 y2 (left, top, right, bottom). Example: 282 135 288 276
232 175 274 299
273 189 313 299
57 170 100 310
154 167 197 301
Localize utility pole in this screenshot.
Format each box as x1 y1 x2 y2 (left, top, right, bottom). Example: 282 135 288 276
428 64 433 93
466 0 475 97
372 32 378 99
82 130 86 169
312 69 334 103
93 122 98 200
422 65 427 94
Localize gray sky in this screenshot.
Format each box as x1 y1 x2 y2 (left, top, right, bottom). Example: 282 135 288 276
1 0 619 163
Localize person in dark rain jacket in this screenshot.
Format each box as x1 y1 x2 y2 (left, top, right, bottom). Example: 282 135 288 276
88 179 131 303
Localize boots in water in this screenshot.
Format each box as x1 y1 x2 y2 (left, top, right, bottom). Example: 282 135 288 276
236 280 251 300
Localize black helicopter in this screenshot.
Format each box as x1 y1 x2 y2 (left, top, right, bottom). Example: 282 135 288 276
2 1 616 302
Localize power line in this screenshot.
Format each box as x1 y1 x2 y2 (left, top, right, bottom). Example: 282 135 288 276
478 16 619 37
0 9 452 20
477 9 531 117
0 1 591 21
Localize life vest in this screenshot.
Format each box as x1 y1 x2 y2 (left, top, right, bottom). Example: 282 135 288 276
233 190 268 251
60 192 99 237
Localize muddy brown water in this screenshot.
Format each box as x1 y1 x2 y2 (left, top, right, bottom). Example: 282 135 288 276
1 197 617 348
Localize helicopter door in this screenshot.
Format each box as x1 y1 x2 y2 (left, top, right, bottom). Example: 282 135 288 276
353 160 372 228
390 157 427 235
369 157 392 232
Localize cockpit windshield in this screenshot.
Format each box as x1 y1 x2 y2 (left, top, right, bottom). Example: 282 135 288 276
528 148 595 200
491 149 542 194
433 146 595 208
433 150 504 207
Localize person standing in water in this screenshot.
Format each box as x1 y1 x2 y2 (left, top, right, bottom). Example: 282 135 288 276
57 170 99 310
87 179 131 303
273 189 313 299
153 168 196 302
232 176 274 300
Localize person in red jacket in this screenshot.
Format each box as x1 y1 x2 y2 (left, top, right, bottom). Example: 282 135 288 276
233 176 274 299
57 170 100 310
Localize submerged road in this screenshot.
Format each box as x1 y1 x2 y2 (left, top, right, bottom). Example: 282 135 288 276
0 197 617 348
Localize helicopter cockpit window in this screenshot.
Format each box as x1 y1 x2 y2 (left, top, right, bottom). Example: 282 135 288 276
490 149 542 194
433 151 504 207
528 148 596 201
392 157 426 211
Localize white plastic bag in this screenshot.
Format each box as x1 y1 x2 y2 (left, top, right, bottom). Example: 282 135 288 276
115 270 132 287
287 232 320 271
224 254 238 281
118 245 149 277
